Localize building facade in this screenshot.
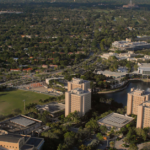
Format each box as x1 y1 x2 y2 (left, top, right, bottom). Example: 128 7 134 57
112 38 150 51
0 135 25 150
138 63 150 75
68 78 90 91
65 88 91 117
137 101 150 129
0 134 44 150
127 88 150 115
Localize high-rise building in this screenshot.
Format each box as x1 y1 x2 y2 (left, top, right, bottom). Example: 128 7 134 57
65 88 91 117
137 101 150 129
68 78 90 91
127 88 150 115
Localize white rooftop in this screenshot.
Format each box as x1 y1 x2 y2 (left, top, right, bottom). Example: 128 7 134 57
71 78 89 84
70 88 90 95
97 113 134 128
97 70 127 78
138 63 150 68
10 116 35 127
36 102 65 114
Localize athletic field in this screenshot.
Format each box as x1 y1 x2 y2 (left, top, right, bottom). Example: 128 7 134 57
0 89 49 115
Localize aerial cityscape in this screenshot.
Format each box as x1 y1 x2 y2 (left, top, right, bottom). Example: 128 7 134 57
1 0 150 150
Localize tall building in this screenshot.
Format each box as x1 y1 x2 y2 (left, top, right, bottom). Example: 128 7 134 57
127 88 150 115
137 101 150 129
65 88 91 117
68 78 90 91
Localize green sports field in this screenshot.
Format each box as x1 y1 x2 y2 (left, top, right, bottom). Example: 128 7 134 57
0 89 49 115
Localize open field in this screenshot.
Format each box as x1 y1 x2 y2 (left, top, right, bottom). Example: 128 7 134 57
0 89 50 115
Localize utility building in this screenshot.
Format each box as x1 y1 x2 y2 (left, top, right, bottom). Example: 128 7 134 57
65 88 91 117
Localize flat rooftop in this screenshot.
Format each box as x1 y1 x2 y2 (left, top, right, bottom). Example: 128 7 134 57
97 70 127 77
36 102 65 114
21 145 34 150
138 63 150 68
97 113 134 128
0 115 41 133
69 88 90 96
10 116 35 127
26 137 44 147
129 88 150 96
140 101 150 107
70 78 90 84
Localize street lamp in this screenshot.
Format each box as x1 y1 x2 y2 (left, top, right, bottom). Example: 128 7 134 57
23 100 26 112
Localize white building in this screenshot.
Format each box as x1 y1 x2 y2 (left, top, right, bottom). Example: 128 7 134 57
45 77 64 84
100 51 137 60
97 113 134 131
97 70 127 78
112 38 150 50
138 63 150 75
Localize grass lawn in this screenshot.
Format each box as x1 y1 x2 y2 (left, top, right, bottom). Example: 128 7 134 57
0 89 50 115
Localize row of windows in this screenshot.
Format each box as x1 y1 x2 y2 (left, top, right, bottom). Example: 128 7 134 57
0 145 17 149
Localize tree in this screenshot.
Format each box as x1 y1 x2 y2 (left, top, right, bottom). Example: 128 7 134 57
79 145 91 150
96 133 103 141
109 141 115 148
64 132 75 146
135 128 147 141
85 118 99 132
128 144 138 150
100 125 107 134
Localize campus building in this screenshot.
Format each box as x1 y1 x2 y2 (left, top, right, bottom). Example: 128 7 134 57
36 102 65 117
127 88 150 115
97 113 134 131
68 78 90 91
137 101 150 129
138 63 150 75
0 115 42 135
65 88 91 117
0 134 44 150
112 38 150 51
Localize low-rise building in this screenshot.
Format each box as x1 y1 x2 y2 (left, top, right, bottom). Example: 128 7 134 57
117 67 128 73
100 51 138 60
138 63 150 75
45 77 64 85
96 70 127 78
49 65 58 69
112 38 150 51
42 65 48 69
36 102 65 117
97 113 134 131
0 115 42 135
0 134 44 150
